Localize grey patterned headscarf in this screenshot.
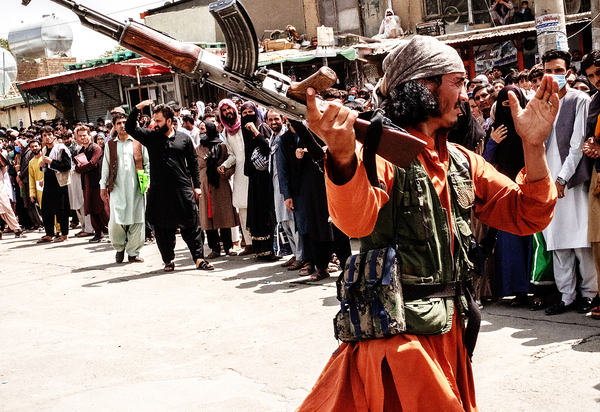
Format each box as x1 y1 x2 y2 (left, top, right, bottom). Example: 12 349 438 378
374 36 465 105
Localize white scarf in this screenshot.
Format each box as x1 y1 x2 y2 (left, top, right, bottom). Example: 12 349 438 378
47 143 71 170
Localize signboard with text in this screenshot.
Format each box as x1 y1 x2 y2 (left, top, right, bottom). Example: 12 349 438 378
536 14 559 35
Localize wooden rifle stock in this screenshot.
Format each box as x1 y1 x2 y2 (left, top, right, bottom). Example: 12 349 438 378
354 119 426 168
287 69 426 168
120 21 201 73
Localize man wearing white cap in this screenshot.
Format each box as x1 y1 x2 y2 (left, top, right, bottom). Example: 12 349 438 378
297 36 560 411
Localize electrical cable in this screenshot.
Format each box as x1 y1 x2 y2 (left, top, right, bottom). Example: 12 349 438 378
567 12 600 39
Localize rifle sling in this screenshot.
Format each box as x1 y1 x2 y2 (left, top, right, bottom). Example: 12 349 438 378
288 119 325 172
361 110 384 188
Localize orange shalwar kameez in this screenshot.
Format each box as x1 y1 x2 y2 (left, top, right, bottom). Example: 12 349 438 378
296 129 557 412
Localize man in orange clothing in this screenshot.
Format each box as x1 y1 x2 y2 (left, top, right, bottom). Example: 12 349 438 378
297 36 559 412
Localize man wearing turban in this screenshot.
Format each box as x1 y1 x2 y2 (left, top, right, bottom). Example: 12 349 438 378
296 36 560 411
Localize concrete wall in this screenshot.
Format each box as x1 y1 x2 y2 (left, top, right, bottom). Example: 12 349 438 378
0 102 58 129
336 0 361 33
302 0 320 39
392 0 424 35
144 0 307 43
242 0 307 39
145 5 223 43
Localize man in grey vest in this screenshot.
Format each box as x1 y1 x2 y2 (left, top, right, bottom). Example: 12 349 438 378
541 50 598 316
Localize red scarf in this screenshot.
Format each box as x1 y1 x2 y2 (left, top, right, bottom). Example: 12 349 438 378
217 99 241 135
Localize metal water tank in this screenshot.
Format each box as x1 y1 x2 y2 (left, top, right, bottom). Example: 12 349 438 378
0 48 17 83
8 14 73 59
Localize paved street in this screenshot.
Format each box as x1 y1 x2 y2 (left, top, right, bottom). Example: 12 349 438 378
1 233 600 412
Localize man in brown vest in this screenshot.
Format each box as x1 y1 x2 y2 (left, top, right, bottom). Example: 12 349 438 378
100 113 149 263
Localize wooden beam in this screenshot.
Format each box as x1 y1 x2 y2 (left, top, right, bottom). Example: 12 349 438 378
468 44 476 78
516 35 524 71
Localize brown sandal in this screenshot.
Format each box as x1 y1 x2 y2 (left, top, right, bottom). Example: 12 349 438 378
591 305 600 319
309 269 330 282
299 263 315 276
164 261 175 272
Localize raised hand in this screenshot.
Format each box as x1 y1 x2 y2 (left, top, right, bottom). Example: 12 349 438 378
245 122 259 136
135 99 154 110
490 124 508 143
305 87 357 166
508 74 559 147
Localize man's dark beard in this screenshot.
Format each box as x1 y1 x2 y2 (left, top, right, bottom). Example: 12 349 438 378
222 111 236 126
155 124 169 135
384 79 441 129
31 149 40 155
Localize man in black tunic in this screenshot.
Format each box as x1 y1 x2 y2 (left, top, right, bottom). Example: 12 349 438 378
125 101 212 271
37 126 71 243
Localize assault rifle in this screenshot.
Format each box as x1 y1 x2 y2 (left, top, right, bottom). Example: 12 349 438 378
22 0 426 167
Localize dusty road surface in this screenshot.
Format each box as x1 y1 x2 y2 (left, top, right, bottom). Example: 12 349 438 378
1 234 599 411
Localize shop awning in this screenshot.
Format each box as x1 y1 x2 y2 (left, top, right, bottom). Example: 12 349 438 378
353 11 591 56
258 47 357 67
20 58 171 91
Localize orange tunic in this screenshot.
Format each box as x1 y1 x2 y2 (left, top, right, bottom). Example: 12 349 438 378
296 130 557 412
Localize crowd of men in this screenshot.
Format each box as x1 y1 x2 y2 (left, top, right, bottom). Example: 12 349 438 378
456 49 600 320
2 32 600 410
0 85 370 279
1 45 600 312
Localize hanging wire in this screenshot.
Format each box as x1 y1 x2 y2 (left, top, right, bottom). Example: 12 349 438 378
567 12 600 39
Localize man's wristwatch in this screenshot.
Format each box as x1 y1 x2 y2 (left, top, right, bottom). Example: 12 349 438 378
556 177 567 186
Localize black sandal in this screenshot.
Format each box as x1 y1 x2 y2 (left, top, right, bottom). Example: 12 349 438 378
530 298 545 311
196 259 214 271
164 261 175 272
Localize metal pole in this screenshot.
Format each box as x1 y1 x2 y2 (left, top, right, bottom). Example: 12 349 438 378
592 0 600 50
2 53 5 97
467 0 474 25
23 91 33 127
136 65 145 116
136 65 142 101
535 0 568 57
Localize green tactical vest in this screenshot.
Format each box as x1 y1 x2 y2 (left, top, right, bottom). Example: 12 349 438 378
360 143 475 335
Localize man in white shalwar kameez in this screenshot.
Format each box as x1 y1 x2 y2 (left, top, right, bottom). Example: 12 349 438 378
541 50 598 315
217 99 252 255
100 113 149 263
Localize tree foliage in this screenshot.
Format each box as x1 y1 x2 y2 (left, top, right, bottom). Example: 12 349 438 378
99 45 127 59
0 39 11 55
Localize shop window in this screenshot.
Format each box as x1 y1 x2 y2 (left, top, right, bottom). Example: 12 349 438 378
424 0 501 25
